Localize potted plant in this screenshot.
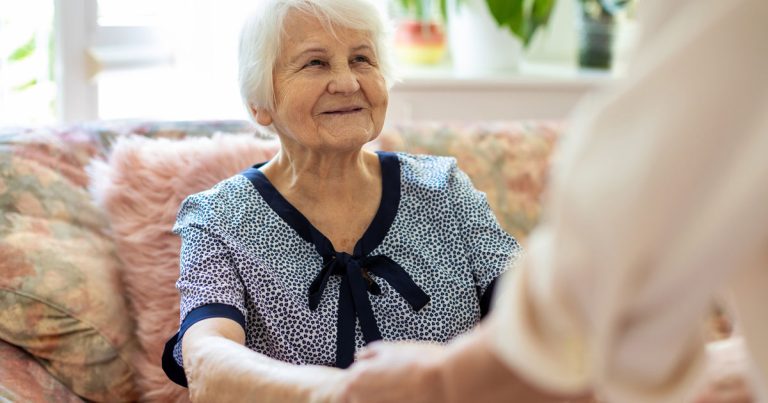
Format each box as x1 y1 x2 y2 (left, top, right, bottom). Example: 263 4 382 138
441 0 558 74
576 0 632 69
458 0 557 46
393 0 448 65
392 0 557 70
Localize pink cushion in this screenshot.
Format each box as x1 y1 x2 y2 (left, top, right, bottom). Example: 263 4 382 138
89 133 278 402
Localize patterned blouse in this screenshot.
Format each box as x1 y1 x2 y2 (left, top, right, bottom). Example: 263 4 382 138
162 152 521 386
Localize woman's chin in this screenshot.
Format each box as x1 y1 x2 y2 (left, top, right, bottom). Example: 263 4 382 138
318 126 378 149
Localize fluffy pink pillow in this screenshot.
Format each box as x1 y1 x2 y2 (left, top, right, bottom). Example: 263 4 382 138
89 133 279 402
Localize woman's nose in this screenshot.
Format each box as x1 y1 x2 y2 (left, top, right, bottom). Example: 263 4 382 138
328 66 361 95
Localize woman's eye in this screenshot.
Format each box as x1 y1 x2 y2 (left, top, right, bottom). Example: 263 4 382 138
351 55 371 64
304 59 325 68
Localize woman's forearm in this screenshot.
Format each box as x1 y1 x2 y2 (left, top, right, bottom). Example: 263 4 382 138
183 318 344 403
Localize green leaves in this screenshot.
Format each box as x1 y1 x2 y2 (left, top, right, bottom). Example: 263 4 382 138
485 0 556 47
8 35 37 62
5 34 46 93
528 0 556 44
439 0 448 22
485 0 522 36
12 78 37 91
397 0 431 21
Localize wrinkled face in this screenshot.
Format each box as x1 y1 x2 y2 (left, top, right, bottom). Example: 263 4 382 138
254 10 388 152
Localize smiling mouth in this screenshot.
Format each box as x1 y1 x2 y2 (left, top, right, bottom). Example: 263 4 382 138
322 107 364 115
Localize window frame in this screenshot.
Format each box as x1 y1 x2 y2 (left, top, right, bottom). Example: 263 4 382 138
54 0 170 122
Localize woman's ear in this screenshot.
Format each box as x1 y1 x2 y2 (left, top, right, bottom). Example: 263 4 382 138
251 105 273 126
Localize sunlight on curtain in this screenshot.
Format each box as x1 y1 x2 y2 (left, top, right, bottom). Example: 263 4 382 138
96 0 261 121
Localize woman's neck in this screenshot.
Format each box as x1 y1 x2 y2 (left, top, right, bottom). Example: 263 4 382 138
260 144 381 200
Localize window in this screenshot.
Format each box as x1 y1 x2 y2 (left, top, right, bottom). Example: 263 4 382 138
52 0 263 123
6 1 602 125
0 0 56 125
97 0 167 27
91 0 251 120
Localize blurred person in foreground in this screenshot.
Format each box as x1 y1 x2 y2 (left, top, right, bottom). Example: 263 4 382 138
340 0 768 402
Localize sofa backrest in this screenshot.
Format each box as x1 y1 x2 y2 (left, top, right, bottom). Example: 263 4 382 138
378 121 561 242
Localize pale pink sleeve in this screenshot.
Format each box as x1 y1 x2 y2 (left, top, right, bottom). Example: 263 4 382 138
489 0 768 401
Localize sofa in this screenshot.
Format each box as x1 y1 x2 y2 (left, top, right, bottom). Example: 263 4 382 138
0 119 729 402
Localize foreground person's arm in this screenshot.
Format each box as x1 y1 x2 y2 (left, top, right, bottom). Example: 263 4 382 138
438 323 594 403
343 324 752 403
342 322 593 403
488 0 768 401
182 318 345 403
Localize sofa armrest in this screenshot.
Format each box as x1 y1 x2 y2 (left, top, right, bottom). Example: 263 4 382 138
0 339 84 402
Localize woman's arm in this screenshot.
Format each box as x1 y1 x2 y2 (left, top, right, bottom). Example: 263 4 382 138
182 318 346 403
173 193 345 402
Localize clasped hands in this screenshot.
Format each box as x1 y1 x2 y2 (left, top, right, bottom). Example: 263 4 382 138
184 332 753 403
330 337 754 403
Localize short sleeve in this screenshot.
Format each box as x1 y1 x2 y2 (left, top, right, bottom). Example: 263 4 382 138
173 193 247 320
162 192 248 386
447 163 522 307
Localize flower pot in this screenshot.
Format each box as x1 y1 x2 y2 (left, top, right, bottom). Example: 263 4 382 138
394 20 447 65
446 0 523 75
577 15 616 69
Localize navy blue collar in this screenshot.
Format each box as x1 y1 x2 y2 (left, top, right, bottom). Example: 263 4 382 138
241 151 401 258
240 151 429 369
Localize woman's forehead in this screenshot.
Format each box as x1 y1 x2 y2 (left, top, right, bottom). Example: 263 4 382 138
280 9 373 50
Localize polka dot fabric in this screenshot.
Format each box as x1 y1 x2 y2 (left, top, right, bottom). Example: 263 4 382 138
167 152 521 372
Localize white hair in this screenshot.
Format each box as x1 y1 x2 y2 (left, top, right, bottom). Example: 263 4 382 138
238 0 395 122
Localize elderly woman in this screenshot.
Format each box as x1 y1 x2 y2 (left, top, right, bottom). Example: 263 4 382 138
161 0 520 401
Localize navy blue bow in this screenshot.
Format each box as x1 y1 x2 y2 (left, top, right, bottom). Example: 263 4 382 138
308 252 430 368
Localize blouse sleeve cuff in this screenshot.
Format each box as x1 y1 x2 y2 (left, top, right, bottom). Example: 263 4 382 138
161 303 246 387
478 277 499 319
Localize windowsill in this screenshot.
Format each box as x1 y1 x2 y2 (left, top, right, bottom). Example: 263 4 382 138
385 60 614 123
393 60 615 91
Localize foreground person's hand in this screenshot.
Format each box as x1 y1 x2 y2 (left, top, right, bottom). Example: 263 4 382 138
687 337 755 403
339 341 449 403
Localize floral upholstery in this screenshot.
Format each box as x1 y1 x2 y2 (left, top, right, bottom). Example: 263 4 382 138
0 339 83 402
0 154 138 401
